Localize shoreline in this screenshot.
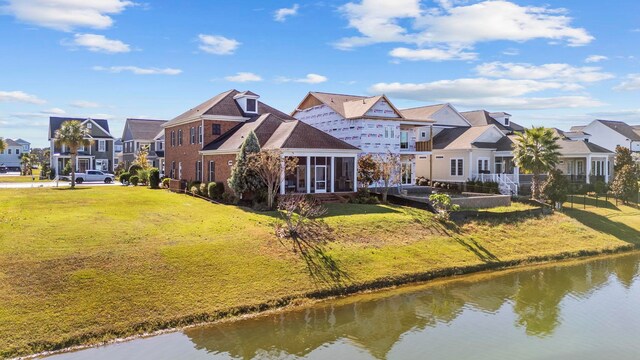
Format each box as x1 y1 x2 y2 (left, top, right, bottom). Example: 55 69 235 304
18 244 637 360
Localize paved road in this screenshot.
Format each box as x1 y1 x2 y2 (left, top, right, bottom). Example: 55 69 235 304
0 181 120 189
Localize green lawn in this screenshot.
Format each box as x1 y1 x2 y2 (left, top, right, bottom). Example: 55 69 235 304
0 169 44 183
0 187 636 358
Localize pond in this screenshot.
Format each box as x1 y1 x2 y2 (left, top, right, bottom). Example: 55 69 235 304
45 252 640 360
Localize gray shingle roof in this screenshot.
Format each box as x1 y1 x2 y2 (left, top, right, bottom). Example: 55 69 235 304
124 118 167 140
400 104 447 120
596 120 640 141
558 139 612 155
49 117 111 139
4 138 21 146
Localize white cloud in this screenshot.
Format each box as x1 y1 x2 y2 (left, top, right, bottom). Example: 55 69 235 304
2 0 134 31
277 73 328 84
224 72 263 82
274 4 299 22
389 46 476 61
585 55 608 63
198 34 240 55
335 0 593 59
69 33 131 53
475 62 614 83
93 66 182 75
0 90 46 104
40 107 66 115
614 74 640 91
502 48 519 56
369 78 604 110
70 100 100 108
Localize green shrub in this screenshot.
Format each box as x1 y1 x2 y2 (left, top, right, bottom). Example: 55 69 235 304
137 169 150 185
149 168 160 189
187 181 201 191
162 178 171 188
119 172 130 184
222 191 238 204
129 175 139 186
199 182 208 196
207 182 225 199
128 164 142 176
593 180 608 195
49 167 56 180
190 185 201 196
62 161 72 176
351 188 380 204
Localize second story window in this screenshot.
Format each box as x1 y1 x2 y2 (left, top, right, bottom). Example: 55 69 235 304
400 131 409 149
171 131 175 147
98 140 105 152
190 127 195 144
178 129 183 146
198 125 203 144
246 98 257 113
384 125 395 139
212 124 221 135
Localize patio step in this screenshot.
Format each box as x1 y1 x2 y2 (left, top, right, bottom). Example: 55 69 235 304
313 193 348 204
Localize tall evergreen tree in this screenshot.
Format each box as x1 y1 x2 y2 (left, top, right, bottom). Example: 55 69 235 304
228 130 262 197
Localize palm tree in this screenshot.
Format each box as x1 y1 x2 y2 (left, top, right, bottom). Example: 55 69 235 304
54 120 91 188
513 127 561 199
19 153 32 175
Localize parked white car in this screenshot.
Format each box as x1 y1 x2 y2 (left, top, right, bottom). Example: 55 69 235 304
72 170 115 184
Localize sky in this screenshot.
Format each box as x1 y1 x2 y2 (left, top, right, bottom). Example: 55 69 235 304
1 0 639 148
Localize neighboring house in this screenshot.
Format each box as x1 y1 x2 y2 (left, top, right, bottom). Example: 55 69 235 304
114 138 123 168
153 130 165 176
164 90 360 195
553 129 614 184
570 120 640 153
48 117 115 174
121 118 168 170
14 138 31 153
292 92 435 186
0 138 25 170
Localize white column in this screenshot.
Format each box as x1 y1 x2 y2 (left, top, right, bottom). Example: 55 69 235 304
306 156 311 194
586 155 592 184
279 156 286 195
605 156 610 183
352 156 358 191
75 156 79 172
330 156 335 193
468 151 473 179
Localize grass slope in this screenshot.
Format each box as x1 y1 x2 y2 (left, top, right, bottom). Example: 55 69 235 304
0 187 636 357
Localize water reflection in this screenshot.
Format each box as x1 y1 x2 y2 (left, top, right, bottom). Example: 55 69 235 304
47 253 640 360
184 254 639 359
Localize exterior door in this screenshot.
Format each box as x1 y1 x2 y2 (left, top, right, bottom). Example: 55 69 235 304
314 165 327 193
401 161 413 185
78 159 89 173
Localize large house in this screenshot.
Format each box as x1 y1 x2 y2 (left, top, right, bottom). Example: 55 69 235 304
553 129 614 184
292 92 436 186
571 120 640 153
0 138 28 170
163 90 361 195
48 117 115 174
121 118 167 170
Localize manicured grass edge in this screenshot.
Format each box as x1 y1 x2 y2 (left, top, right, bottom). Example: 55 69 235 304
13 244 636 360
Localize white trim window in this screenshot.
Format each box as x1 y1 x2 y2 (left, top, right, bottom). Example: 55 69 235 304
195 161 202 182
450 158 464 176
98 140 106 152
198 126 203 144
246 98 257 113
384 125 395 139
477 157 490 173
208 161 215 182
178 162 182 179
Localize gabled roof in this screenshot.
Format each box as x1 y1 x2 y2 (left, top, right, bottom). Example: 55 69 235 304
558 139 612 155
14 138 30 145
400 104 447 120
49 117 111 139
202 114 359 153
433 125 504 150
595 120 640 141
4 138 21 147
165 89 292 127
570 125 587 132
294 91 413 121
460 110 507 130
124 118 167 141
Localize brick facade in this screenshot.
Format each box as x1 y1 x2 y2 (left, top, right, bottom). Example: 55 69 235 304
164 119 239 183
202 154 236 191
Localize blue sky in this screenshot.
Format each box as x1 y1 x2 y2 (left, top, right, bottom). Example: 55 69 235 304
1 0 639 147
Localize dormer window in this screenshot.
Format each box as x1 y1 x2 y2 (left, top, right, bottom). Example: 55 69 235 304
87 123 92 129
246 98 257 113
504 118 510 126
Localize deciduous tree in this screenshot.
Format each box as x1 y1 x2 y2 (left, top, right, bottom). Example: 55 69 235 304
247 149 298 209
